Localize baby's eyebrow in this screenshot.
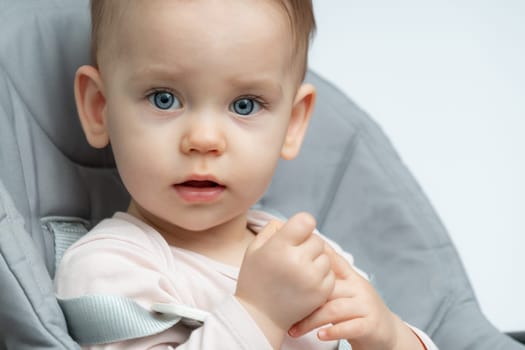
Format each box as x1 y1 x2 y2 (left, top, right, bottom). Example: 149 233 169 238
125 66 283 98
125 67 181 85
227 76 283 96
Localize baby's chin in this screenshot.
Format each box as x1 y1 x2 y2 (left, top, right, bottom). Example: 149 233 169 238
133 197 254 235
173 213 246 234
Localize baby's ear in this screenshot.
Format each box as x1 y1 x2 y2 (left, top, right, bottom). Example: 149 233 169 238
74 65 109 148
280 83 316 160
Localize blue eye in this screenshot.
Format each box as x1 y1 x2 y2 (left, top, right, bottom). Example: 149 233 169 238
230 98 261 116
148 91 182 110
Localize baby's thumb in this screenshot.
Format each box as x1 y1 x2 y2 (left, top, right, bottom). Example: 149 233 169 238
248 220 283 251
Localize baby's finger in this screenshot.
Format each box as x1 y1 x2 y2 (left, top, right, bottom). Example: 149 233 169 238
248 219 283 251
289 298 362 338
312 251 332 277
327 279 355 301
317 317 368 341
279 212 316 245
300 233 326 260
324 243 352 279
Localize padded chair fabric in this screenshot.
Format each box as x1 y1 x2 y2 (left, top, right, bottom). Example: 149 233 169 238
0 0 522 349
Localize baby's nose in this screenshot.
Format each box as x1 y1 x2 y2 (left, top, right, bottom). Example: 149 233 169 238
180 117 226 155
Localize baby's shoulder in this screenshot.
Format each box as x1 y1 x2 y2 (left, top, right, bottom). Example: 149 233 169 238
60 213 172 270
77 215 154 248
54 213 176 300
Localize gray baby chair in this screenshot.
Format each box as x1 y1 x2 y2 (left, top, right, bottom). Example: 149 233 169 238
0 0 523 349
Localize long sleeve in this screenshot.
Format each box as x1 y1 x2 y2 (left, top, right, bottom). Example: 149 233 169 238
410 326 439 350
54 221 272 350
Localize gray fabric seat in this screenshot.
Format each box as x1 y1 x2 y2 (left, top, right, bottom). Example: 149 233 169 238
0 0 522 349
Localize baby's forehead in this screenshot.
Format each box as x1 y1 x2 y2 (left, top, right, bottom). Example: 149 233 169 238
95 0 306 82
97 0 294 46
99 1 291 55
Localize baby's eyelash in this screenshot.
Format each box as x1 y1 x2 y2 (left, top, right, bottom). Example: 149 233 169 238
143 90 270 109
145 87 175 97
238 95 269 109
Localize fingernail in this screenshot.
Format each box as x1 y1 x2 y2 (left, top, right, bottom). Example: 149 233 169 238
318 329 327 339
288 326 298 337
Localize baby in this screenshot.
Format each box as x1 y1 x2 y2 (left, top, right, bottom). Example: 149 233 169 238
55 1 438 349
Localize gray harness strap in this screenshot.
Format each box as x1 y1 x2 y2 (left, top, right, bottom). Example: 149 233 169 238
58 295 182 345
41 217 89 277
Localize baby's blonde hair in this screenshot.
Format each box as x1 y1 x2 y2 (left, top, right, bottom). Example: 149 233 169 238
90 0 316 80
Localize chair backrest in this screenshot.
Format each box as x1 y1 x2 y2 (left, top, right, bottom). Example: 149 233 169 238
0 0 522 349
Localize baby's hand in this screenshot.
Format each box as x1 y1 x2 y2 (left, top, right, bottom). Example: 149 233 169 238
289 245 425 350
235 213 335 348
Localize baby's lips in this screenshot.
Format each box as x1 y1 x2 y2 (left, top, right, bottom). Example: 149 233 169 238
179 180 222 188
173 180 226 202
177 174 225 188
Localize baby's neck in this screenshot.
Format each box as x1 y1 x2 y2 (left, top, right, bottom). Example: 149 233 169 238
166 221 255 267
127 204 255 267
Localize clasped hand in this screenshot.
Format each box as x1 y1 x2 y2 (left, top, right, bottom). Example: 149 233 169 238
235 213 424 350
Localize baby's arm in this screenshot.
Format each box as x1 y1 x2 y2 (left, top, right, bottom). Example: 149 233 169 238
54 232 281 349
288 243 438 350
235 212 335 349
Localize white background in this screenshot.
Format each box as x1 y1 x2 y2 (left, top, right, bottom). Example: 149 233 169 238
309 0 525 332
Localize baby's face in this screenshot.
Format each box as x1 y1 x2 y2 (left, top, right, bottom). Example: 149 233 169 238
98 0 306 232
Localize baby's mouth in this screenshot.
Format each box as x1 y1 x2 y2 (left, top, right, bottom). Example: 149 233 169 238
173 179 226 202
179 180 223 188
